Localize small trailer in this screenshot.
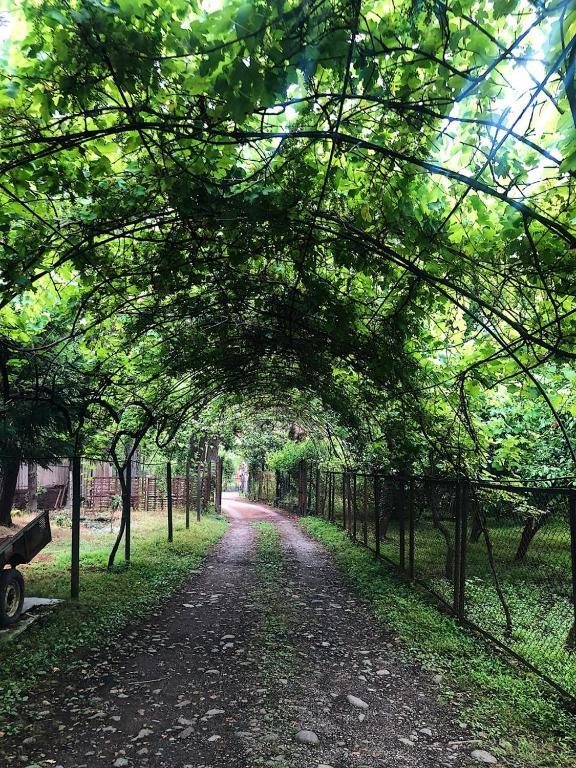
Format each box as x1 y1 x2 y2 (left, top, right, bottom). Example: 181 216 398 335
0 511 52 627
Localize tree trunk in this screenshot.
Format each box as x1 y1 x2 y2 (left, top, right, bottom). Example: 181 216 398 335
27 462 38 515
0 458 19 526
514 516 547 561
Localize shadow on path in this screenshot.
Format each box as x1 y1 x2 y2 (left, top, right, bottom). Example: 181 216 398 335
0 493 476 768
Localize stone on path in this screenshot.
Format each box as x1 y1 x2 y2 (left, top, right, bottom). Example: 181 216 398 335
346 694 369 709
295 729 319 745
470 749 498 764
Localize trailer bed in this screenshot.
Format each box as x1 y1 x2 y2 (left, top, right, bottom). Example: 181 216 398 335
0 512 51 569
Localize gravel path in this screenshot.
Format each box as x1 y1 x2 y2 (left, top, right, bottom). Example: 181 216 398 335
0 494 482 768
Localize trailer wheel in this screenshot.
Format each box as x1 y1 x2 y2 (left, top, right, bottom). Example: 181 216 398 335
0 568 25 628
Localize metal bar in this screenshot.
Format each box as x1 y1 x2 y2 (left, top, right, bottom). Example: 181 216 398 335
352 473 357 540
408 478 415 579
374 474 381 558
453 480 463 616
167 461 173 543
459 481 468 620
185 441 192 529
196 464 202 523
342 472 347 530
71 455 81 600
363 478 368 546
124 458 132 562
568 490 576 651
398 476 406 570
215 457 223 514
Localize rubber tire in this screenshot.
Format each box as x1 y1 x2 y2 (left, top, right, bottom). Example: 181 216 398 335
0 568 25 628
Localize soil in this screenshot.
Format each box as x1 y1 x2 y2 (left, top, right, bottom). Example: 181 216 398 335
0 523 22 545
0 494 487 768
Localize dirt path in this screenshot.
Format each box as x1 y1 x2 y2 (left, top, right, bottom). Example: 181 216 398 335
0 495 479 768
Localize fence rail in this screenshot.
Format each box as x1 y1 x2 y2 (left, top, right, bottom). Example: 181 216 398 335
248 466 576 705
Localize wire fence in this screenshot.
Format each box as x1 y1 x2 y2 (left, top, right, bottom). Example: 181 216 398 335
3 455 224 600
248 465 576 705
13 458 221 515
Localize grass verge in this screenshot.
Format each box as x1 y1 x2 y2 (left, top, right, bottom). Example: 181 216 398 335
253 522 293 679
0 510 227 731
300 516 576 768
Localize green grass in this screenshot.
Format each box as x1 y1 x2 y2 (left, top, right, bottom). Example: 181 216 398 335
253 522 293 678
300 516 576 768
0 510 227 731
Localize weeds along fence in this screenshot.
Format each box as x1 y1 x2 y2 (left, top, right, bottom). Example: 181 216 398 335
249 466 576 705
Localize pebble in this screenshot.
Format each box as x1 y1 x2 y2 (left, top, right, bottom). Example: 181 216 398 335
113 760 129 767
295 730 319 745
470 750 498 764
346 694 368 710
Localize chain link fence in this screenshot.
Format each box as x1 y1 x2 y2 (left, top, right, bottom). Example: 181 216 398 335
250 466 576 704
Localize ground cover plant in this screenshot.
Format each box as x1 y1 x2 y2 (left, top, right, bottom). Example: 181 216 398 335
0 509 227 732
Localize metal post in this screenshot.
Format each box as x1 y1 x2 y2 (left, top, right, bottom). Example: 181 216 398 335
408 478 415 579
71 455 81 600
352 473 357 540
331 471 336 522
363 477 368 546
124 457 132 562
196 463 202 522
460 481 468 620
167 461 173 543
315 468 321 516
342 472 347 530
215 457 223 514
399 476 406 570
206 460 212 509
299 461 307 515
453 480 462 615
569 490 576 650
453 480 468 620
374 474 381 558
185 442 192 529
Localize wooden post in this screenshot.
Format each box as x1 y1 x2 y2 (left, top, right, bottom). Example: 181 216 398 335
27 462 38 514
167 461 173 543
71 455 81 600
